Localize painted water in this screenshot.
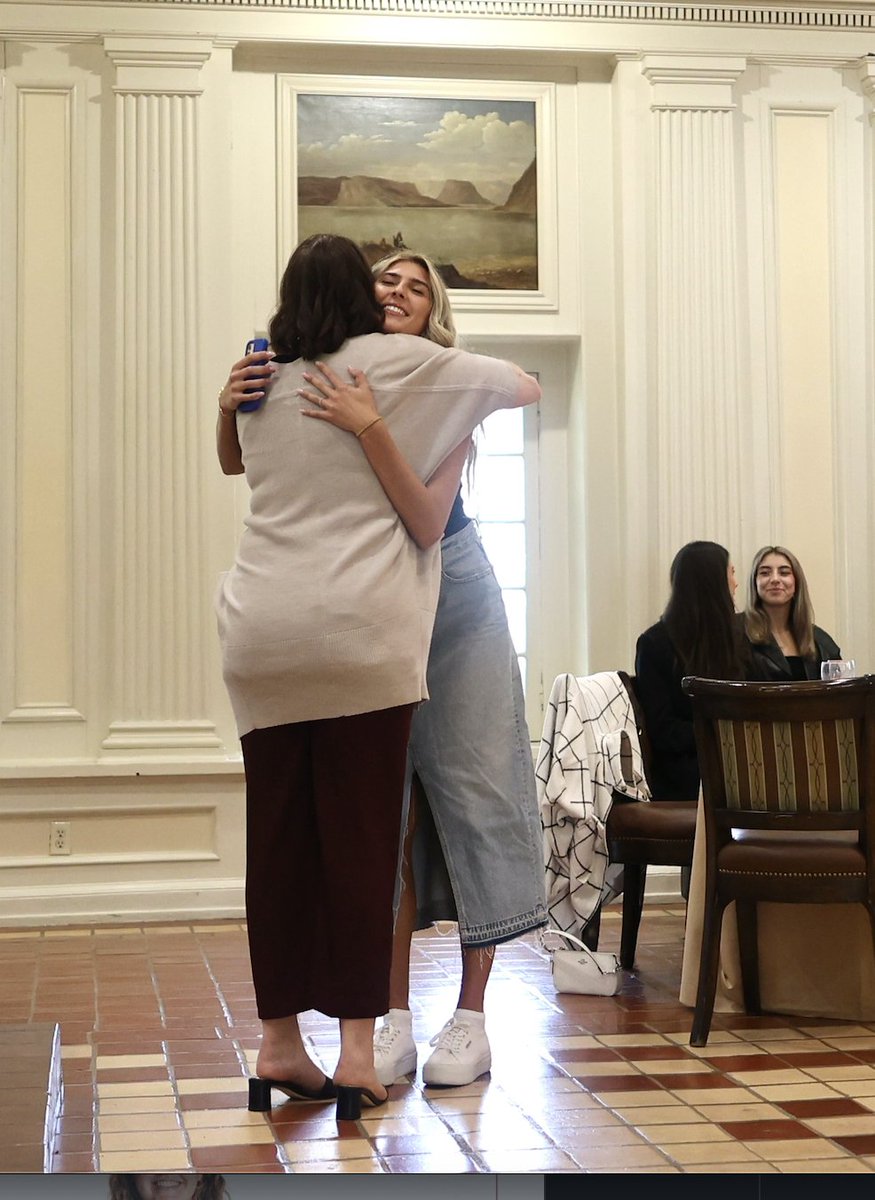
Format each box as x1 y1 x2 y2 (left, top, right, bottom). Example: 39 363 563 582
298 206 537 289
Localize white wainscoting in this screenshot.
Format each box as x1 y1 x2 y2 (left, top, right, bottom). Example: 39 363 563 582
1 6 874 925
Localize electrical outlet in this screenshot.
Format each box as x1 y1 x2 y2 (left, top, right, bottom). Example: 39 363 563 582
49 820 71 856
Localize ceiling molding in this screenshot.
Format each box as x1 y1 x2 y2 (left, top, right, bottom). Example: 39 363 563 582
115 0 875 29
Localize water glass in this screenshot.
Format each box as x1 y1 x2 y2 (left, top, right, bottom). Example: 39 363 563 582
821 659 857 682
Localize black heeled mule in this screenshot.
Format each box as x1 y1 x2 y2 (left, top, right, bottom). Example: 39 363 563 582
335 1084 389 1121
248 1074 337 1112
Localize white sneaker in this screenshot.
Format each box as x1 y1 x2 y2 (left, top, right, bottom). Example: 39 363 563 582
422 1009 491 1087
373 1009 417 1085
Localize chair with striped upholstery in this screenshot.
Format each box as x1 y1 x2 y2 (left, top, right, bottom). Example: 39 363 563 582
683 675 875 1046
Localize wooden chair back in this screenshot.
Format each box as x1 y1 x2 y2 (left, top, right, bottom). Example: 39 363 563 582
682 674 875 1044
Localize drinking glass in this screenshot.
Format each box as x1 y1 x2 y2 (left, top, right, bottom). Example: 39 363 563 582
821 659 857 682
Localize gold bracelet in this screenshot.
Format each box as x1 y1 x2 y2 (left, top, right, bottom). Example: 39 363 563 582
218 387 235 418
355 415 383 439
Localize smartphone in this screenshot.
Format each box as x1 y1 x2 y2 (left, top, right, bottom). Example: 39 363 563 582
239 336 271 412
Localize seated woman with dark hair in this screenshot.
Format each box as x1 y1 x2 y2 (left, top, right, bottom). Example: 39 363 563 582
635 540 749 801
743 544 841 681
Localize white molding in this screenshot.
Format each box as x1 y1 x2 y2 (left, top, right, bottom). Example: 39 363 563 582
0 852 220 869
104 36 212 95
0 872 679 928
859 58 875 100
642 53 747 108
0 877 245 927
0 758 243 778
102 720 223 751
641 864 683 902
0 51 104 762
103 0 875 29
4 705 86 724
276 73 559 314
740 65 783 555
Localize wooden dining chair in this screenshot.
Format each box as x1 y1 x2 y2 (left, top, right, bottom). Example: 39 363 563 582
604 671 697 968
683 674 875 1046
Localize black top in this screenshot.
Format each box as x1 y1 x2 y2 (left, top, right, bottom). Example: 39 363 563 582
634 620 701 801
443 488 471 539
745 624 842 682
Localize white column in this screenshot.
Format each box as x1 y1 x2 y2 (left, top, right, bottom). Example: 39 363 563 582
642 55 748 572
102 38 221 753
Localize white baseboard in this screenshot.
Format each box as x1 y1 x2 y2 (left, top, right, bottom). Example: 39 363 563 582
640 864 684 903
0 867 683 930
0 878 246 927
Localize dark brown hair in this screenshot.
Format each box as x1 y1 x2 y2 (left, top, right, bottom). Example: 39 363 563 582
268 233 384 360
107 1178 228 1200
662 540 748 680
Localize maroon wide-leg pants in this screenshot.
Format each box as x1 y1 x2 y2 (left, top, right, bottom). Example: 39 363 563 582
241 704 414 1020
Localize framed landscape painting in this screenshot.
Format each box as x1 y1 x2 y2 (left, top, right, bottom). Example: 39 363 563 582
277 76 558 311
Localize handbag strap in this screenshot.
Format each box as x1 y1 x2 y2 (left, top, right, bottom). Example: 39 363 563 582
539 928 616 975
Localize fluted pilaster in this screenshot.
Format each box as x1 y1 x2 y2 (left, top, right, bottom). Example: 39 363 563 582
643 56 747 569
103 38 220 752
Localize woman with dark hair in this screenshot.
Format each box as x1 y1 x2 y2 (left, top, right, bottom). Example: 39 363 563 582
108 1177 227 1200
215 234 540 1120
634 541 748 800
219 249 546 1091
744 545 841 681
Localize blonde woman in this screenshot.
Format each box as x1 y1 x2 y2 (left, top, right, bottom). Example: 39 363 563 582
219 250 546 1091
217 237 540 1118
744 544 841 681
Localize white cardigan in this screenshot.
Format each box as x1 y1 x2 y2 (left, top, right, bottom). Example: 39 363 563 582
536 672 651 940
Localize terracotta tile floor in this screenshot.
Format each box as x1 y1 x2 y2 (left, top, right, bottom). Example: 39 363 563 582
4 903 875 1174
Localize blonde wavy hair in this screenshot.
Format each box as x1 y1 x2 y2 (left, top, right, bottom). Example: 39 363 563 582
371 252 457 348
744 544 817 659
372 250 479 481
108 1178 228 1200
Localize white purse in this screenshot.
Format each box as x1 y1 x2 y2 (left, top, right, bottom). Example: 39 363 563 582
542 928 622 996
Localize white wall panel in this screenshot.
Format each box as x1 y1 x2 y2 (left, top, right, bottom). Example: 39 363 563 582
774 111 835 609
3 3 875 923
16 88 74 712
0 44 103 760
740 65 871 665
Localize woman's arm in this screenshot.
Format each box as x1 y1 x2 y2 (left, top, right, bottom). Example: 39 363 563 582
506 361 541 408
215 350 276 475
298 362 468 549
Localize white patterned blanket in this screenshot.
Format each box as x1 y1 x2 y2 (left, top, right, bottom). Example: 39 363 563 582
536 671 651 940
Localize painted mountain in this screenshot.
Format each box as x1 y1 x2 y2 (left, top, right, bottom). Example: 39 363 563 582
297 160 537 290
435 179 492 207
498 160 536 213
298 175 448 208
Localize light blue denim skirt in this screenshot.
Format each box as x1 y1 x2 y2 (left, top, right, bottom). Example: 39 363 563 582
406 521 547 948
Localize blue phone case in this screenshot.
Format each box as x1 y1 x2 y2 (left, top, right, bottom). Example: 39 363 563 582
240 337 270 412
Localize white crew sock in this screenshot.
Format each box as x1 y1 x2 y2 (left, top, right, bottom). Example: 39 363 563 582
453 1008 485 1025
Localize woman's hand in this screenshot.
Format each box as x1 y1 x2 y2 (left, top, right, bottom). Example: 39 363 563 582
298 362 379 435
218 349 276 415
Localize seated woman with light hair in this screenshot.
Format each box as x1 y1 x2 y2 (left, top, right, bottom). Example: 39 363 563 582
743 544 841 681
